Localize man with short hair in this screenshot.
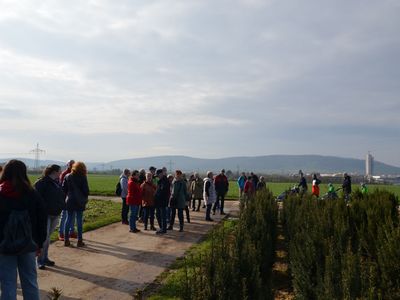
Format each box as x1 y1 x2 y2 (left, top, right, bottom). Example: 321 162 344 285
204 171 216 221
213 169 229 215
120 169 131 225
155 169 170 234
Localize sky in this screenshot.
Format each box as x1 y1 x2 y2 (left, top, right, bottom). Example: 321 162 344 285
0 0 399 166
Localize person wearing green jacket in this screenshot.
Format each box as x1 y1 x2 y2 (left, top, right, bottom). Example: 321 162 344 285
168 170 188 232
361 183 368 195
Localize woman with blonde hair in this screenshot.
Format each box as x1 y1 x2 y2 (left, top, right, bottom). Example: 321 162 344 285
62 162 89 247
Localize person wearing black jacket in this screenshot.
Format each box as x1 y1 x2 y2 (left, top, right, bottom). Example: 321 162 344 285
342 173 352 202
62 162 89 247
0 160 47 300
154 169 170 234
34 164 65 269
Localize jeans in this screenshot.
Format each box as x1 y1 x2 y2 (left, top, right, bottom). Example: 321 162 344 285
64 211 83 241
166 207 171 224
59 209 76 235
213 193 225 213
143 206 155 228
156 206 167 232
129 205 139 231
170 208 184 229
37 215 59 267
0 252 40 300
121 197 129 223
206 204 212 220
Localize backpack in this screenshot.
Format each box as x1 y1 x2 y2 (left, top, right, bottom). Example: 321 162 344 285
115 180 122 197
0 209 37 256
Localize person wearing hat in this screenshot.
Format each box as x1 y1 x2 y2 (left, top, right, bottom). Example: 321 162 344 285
213 169 229 215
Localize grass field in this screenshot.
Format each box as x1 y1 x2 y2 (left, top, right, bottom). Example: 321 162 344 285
28 174 400 199
49 199 121 241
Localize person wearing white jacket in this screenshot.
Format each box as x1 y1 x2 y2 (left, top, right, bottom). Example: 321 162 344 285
120 169 130 225
203 171 216 221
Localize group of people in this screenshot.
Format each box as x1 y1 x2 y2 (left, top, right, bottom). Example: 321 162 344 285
236 171 267 200
118 167 231 234
296 170 367 200
0 159 89 299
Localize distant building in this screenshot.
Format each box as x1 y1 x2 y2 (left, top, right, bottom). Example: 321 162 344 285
366 152 374 178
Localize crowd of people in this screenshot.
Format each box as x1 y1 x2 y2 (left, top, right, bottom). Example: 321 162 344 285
118 167 233 234
0 159 247 298
0 159 89 299
0 158 362 299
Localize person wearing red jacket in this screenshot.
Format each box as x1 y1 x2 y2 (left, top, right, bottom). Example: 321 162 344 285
244 176 255 200
127 170 142 233
213 169 229 215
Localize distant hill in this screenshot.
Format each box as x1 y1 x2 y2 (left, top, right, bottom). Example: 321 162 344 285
1 155 400 175
104 155 400 175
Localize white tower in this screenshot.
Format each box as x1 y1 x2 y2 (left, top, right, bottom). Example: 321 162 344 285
365 152 374 178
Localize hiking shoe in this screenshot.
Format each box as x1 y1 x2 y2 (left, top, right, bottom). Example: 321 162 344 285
64 240 71 247
122 221 129 225
129 229 141 233
38 265 46 270
167 225 173 230
156 230 166 235
77 240 85 247
205 218 214 222
179 228 184 232
69 232 77 239
45 259 55 266
150 226 157 231
58 234 64 241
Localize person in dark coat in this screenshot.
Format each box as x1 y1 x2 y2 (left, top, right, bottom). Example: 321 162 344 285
58 159 76 241
298 170 308 194
34 164 65 269
213 169 229 215
62 162 89 247
168 170 188 232
342 173 352 202
155 169 170 234
0 160 47 300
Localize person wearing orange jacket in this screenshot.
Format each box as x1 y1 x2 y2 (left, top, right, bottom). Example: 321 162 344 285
127 170 142 233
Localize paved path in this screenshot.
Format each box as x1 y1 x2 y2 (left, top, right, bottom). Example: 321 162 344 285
18 201 239 300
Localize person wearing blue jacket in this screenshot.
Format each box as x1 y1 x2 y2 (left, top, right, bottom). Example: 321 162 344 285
237 172 247 200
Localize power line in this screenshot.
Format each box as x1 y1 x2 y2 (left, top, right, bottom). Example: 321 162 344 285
30 143 45 171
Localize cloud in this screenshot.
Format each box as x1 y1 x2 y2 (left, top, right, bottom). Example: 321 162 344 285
0 0 399 165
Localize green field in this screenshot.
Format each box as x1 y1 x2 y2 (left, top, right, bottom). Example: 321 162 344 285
28 174 400 199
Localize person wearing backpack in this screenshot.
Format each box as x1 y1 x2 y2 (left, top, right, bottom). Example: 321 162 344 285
0 159 47 300
62 162 89 247
34 164 65 270
119 169 130 225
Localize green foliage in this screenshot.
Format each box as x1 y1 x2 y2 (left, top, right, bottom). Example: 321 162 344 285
150 190 278 300
283 190 400 299
49 199 121 242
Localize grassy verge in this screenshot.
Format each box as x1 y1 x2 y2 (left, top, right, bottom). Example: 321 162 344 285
49 199 121 241
145 220 237 300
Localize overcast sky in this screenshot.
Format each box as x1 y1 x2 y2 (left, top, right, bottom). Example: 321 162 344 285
0 0 399 166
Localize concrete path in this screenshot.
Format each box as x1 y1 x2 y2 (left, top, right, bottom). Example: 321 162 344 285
18 201 239 300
